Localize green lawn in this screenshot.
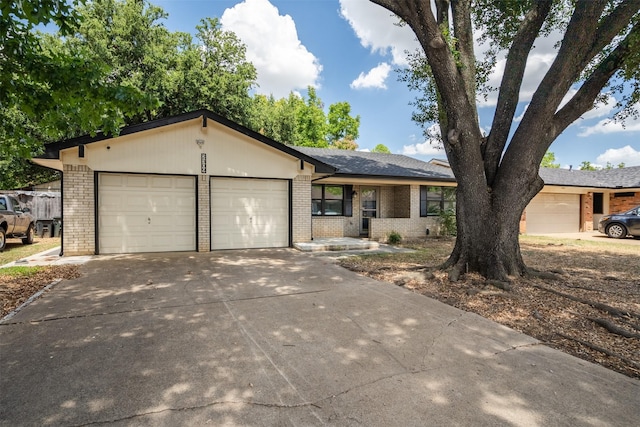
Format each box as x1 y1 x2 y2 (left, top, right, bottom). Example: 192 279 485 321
0 238 61 266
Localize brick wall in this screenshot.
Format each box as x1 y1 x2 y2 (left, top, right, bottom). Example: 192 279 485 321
63 164 95 255
310 184 448 241
609 192 640 213
379 186 394 218
393 186 411 218
312 217 348 238
370 217 440 241
370 185 440 241
292 175 312 242
198 176 210 251
580 193 594 232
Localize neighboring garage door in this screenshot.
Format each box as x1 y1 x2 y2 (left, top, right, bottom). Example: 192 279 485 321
526 193 580 233
211 178 289 250
98 173 196 254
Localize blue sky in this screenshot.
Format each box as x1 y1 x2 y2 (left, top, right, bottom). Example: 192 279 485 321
153 0 640 168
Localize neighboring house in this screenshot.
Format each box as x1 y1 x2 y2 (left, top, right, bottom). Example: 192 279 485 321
427 158 640 234
32 109 640 255
529 167 640 233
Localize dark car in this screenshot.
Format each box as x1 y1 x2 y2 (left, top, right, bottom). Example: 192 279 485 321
598 205 640 239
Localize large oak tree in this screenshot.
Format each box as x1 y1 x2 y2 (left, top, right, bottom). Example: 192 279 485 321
372 0 640 281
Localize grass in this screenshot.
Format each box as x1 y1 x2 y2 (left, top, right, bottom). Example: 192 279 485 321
0 238 61 266
0 266 44 278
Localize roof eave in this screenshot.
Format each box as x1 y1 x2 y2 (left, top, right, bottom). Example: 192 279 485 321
34 109 336 173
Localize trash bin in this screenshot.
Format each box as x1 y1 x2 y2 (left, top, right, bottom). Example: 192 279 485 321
52 217 62 237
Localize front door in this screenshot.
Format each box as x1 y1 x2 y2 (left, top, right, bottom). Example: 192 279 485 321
360 188 377 235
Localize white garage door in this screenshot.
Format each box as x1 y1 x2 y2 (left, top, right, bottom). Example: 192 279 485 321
211 178 289 250
98 173 196 254
526 193 580 233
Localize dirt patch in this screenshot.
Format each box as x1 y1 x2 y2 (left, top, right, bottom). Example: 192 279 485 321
339 237 640 379
0 266 81 318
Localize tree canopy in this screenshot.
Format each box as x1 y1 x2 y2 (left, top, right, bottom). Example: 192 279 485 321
541 151 560 168
0 0 362 188
372 144 391 153
373 0 640 281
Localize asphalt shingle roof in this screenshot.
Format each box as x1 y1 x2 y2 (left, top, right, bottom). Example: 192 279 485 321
540 166 640 188
297 147 639 189
294 147 456 181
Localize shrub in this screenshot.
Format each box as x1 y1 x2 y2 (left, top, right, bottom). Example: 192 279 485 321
387 231 402 244
438 208 457 236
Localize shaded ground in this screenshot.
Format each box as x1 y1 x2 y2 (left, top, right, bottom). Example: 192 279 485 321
339 236 640 379
0 266 81 318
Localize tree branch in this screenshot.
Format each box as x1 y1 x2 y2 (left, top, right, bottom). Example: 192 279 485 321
587 0 640 61
484 1 552 185
552 22 639 136
451 0 478 126
516 1 607 129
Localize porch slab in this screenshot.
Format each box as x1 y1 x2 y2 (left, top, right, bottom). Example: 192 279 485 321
294 237 380 252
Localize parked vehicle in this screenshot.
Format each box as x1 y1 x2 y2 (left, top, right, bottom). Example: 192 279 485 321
597 205 640 239
0 190 61 238
0 195 36 251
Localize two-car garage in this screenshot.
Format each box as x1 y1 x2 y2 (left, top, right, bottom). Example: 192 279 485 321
97 173 290 254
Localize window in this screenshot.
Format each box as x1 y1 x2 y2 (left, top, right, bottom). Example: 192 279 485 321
593 193 603 215
614 192 635 198
313 185 345 216
420 186 456 217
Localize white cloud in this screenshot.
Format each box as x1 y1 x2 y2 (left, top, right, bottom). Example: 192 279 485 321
220 0 322 98
515 92 616 124
478 31 562 107
350 63 391 89
339 0 420 66
578 113 640 137
402 140 446 156
402 125 446 157
596 145 640 167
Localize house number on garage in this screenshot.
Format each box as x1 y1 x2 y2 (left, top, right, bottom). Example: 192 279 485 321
201 153 207 174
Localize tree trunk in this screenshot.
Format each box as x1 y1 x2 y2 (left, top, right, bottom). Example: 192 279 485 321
443 159 543 282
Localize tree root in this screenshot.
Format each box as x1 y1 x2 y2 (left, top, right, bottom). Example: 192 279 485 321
620 318 640 332
555 332 640 370
530 283 640 320
587 317 640 339
526 269 564 281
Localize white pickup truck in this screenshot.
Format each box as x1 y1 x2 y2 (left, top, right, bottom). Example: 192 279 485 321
0 194 36 251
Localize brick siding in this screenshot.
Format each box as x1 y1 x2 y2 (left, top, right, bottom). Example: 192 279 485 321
609 192 640 213
63 164 95 255
580 193 594 232
311 184 443 241
198 175 210 251
293 175 312 242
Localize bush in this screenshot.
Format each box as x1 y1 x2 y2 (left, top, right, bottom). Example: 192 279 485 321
438 208 457 236
387 231 402 244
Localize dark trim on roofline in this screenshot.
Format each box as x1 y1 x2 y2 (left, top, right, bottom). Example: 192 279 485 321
542 183 640 190
36 109 336 174
318 173 457 182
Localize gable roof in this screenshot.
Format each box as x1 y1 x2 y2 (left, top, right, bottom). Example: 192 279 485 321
294 147 456 181
35 109 335 173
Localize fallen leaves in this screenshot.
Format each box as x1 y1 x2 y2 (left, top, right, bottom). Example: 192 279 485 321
0 265 81 318
340 238 640 379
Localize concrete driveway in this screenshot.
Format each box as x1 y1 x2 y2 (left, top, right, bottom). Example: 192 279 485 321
1 250 638 426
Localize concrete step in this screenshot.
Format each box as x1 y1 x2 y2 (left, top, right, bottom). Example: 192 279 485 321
294 238 379 252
